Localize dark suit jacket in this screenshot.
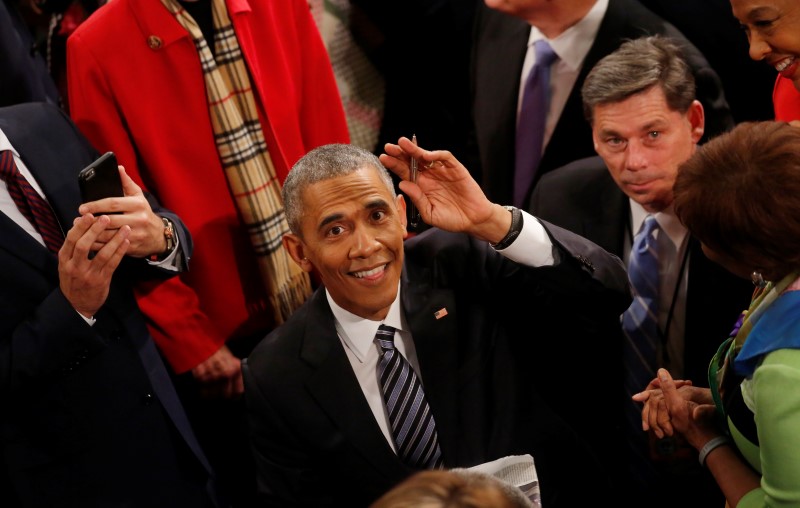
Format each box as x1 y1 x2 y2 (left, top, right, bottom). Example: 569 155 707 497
470 0 734 207
243 221 631 507
529 156 753 506
0 102 220 508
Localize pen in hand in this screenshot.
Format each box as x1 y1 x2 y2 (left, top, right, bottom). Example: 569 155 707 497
409 134 420 228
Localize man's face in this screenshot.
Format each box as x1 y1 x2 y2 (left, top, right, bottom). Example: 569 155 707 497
591 86 704 213
484 0 552 14
483 0 555 18
483 0 595 33
731 0 800 91
284 166 408 321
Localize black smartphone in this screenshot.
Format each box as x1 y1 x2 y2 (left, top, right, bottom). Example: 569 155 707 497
78 152 123 207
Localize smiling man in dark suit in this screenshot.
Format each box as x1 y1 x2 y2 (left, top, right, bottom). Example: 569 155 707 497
243 140 631 507
470 0 733 208
0 102 223 507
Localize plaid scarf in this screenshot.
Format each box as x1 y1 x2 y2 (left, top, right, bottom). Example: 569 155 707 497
161 0 311 323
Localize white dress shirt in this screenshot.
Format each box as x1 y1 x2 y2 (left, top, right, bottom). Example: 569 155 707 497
626 201 690 377
517 0 608 150
329 211 554 450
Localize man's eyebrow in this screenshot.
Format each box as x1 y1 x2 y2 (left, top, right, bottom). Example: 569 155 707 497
641 119 669 132
318 213 344 231
598 119 668 138
366 198 390 210
598 127 621 138
316 198 391 230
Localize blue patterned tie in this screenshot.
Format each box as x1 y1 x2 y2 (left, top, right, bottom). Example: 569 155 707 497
376 324 443 469
513 40 558 207
622 215 661 480
0 150 63 253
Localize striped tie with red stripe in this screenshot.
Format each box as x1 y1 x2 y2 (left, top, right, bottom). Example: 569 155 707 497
0 150 63 253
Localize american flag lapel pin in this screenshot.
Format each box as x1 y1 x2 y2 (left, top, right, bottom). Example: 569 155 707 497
434 307 448 320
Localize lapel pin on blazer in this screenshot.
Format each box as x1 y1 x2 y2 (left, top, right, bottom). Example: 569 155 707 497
434 308 448 319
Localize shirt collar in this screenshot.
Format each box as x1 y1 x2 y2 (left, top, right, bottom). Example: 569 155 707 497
630 200 688 249
0 128 19 157
326 281 406 362
527 0 608 72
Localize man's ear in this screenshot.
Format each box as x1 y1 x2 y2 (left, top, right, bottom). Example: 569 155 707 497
688 100 705 143
396 194 408 239
283 233 314 272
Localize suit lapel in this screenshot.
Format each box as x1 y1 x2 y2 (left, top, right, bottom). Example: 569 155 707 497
0 213 57 275
0 108 82 273
400 264 460 465
2 105 87 238
301 291 410 479
473 6 530 201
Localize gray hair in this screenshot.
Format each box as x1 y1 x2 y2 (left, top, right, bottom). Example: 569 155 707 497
282 143 397 235
581 35 696 124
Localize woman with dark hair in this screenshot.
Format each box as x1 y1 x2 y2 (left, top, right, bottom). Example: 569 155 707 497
634 121 800 507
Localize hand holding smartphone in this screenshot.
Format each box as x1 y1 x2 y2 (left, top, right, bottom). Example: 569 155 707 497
78 152 123 213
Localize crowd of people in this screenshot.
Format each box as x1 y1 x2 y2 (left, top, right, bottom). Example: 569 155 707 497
1 0 799 507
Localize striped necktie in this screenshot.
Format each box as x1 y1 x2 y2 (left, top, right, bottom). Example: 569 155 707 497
513 39 558 207
622 215 661 481
375 324 443 469
0 150 63 253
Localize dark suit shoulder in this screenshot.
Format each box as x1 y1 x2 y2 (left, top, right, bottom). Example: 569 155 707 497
247 292 318 368
405 228 475 259
534 156 611 194
529 157 617 218
0 102 97 161
595 0 715 71
0 102 69 132
403 229 501 287
529 156 627 256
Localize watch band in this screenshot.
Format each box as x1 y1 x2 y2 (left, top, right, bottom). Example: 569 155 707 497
150 217 175 262
161 217 175 253
491 206 523 250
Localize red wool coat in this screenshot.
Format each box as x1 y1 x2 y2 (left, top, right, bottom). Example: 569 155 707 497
67 0 349 371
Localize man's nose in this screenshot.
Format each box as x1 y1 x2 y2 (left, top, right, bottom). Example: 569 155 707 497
624 141 648 171
349 226 381 258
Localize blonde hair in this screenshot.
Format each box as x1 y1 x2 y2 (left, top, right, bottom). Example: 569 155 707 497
370 470 533 508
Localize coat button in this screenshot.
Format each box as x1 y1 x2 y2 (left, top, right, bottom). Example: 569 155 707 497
142 393 155 406
147 36 163 50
